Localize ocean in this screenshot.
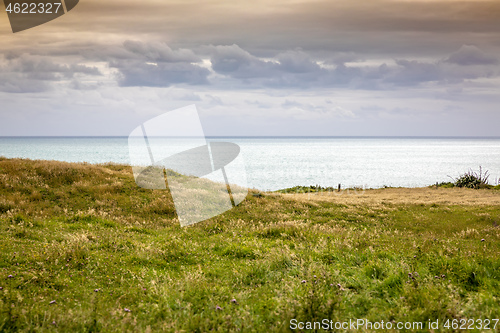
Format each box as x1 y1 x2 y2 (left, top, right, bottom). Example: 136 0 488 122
1 137 499 191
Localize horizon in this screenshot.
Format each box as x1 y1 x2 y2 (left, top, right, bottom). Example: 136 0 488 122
2 136 500 139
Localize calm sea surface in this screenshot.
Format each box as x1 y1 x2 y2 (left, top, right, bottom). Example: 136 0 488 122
1 137 499 191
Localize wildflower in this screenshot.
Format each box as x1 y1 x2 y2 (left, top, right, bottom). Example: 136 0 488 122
49 300 56 304
408 273 412 278
7 275 13 278
441 274 446 278
481 239 485 242
313 275 316 278
216 305 222 311
0 287 2 290
230 299 237 304
301 280 306 284
94 289 99 292
124 308 131 312
435 276 438 279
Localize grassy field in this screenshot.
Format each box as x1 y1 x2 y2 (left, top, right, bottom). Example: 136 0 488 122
0 157 499 332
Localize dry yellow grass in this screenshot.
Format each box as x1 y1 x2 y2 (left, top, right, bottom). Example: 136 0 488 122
285 187 500 207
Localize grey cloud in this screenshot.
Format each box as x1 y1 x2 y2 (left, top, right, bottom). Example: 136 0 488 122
276 50 322 74
3 0 500 62
445 45 498 66
324 52 362 65
210 44 275 77
165 0 500 58
209 45 328 88
385 60 442 86
174 91 202 101
282 100 309 110
382 46 499 87
220 45 500 89
210 45 322 79
0 54 101 93
2 39 499 95
115 61 209 87
123 40 201 63
207 44 499 90
0 0 499 137
324 64 363 86
0 74 50 93
245 100 273 109
281 99 355 119
70 79 102 91
203 94 224 108
105 41 210 87
5 42 499 93
378 61 493 89
81 40 202 64
10 55 101 78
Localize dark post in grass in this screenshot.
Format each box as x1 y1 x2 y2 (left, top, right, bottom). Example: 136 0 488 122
338 184 341 192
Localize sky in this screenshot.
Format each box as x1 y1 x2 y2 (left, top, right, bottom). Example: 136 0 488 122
0 0 499 136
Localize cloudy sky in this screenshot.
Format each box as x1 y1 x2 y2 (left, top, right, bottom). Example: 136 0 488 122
1 0 499 136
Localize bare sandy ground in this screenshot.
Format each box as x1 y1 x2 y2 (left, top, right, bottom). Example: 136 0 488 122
282 187 500 206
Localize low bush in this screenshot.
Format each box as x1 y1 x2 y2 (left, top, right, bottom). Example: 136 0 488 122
452 167 492 189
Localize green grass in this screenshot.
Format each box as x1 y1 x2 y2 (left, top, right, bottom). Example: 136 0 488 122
0 157 499 332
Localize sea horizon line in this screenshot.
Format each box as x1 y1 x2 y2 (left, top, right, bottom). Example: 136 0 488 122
1 136 500 139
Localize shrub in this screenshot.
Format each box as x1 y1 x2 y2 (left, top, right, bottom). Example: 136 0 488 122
453 167 491 189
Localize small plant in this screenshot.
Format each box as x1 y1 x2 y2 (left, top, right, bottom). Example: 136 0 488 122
435 181 454 188
452 167 491 189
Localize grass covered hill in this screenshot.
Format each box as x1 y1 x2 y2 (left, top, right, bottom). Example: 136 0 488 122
0 157 499 332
